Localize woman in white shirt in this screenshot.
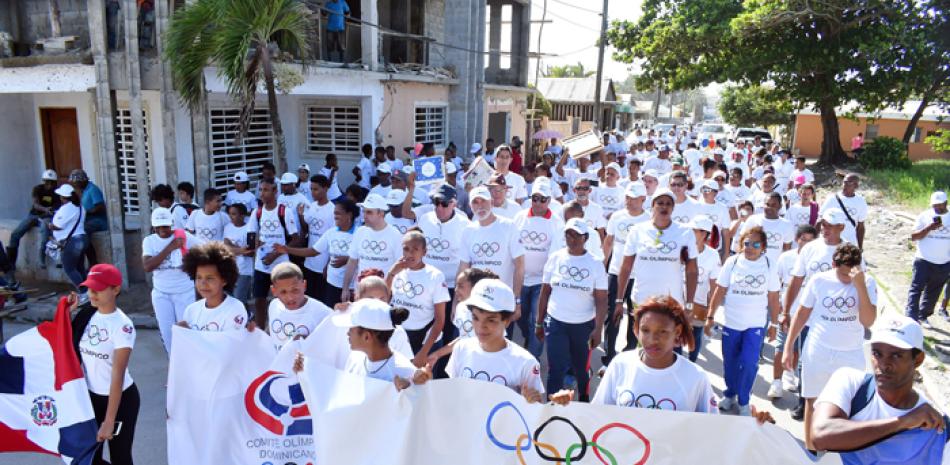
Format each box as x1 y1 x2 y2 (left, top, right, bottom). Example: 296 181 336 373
684 215 721 362
72 264 139 464
704 226 781 416
536 218 608 401
48 184 87 289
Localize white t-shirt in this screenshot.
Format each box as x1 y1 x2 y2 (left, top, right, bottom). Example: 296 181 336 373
792 239 855 285
344 350 417 383
792 168 815 185
368 184 392 200
416 211 471 288
542 249 609 324
623 221 699 305
357 157 375 189
182 295 248 332
817 367 928 421
384 213 415 235
452 302 476 339
319 167 343 200
785 203 814 229
717 255 780 330
513 209 565 286
348 225 403 277
504 172 528 201
694 248 722 307
277 192 309 214
460 217 526 288
51 203 85 241
446 337 545 394
186 209 229 242
580 201 608 231
698 201 731 232
592 185 625 219
302 201 335 273
223 223 253 276
224 189 257 213
390 265 450 331
268 297 332 351
142 232 202 293
314 228 355 289
562 168 599 194
606 210 650 275
248 204 299 274
492 199 523 220
170 203 194 230
715 189 737 209
738 214 793 263
820 193 868 245
914 209 950 264
671 197 702 225
777 249 801 314
592 351 716 413
643 157 673 176
79 309 135 395
801 270 878 351
724 183 752 207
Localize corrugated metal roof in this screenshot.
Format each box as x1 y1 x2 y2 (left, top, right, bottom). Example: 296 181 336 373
536 77 617 103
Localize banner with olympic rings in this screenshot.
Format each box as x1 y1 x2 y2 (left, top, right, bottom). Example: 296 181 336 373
299 360 849 465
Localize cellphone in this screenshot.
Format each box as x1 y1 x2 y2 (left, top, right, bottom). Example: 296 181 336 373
246 232 257 247
935 216 943 224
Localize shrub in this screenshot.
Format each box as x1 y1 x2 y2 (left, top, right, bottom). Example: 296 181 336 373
859 136 911 170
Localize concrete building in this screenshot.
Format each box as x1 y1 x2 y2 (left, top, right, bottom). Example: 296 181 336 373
793 102 950 161
536 76 618 136
0 0 532 286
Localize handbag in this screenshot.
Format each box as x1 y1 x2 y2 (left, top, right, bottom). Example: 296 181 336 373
45 208 83 261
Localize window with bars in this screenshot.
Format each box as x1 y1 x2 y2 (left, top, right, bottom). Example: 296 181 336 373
414 105 447 148
209 108 275 191
305 103 361 155
115 108 150 215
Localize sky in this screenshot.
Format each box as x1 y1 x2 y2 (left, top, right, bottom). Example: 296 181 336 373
527 0 644 83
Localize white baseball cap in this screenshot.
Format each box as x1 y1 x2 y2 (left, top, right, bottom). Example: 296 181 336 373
625 181 647 198
470 142 482 154
54 184 74 197
385 188 407 205
377 162 392 174
931 191 947 205
464 279 515 313
821 208 848 226
358 193 390 211
151 207 174 227
531 178 553 198
651 188 675 203
279 172 297 184
605 162 622 174
642 169 659 180
470 185 491 203
446 162 457 175
687 214 714 233
565 217 591 235
867 315 924 351
332 299 395 331
297 163 311 173
702 179 720 191
233 171 249 183
41 169 58 181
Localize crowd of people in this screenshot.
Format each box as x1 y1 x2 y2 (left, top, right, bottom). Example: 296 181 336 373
12 125 948 463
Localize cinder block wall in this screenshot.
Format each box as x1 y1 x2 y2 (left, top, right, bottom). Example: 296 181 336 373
18 0 91 49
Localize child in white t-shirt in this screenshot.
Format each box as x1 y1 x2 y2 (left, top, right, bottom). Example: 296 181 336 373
267 262 332 352
223 203 254 302
186 188 229 242
179 241 250 333
426 268 501 365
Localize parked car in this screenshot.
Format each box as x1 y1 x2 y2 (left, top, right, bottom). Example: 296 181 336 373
731 127 773 145
698 122 729 145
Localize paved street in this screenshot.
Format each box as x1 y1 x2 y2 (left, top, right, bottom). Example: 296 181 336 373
1 312 805 465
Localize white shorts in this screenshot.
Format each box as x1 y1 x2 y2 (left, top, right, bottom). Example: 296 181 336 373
801 342 865 398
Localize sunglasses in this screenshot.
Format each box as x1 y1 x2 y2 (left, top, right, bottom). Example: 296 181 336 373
701 188 715 194
743 240 763 249
435 200 452 208
669 182 685 188
531 195 550 203
575 186 591 192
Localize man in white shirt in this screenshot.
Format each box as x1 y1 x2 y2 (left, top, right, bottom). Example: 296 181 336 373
341 193 404 301
224 171 256 213
487 173 522 219
493 145 527 203
792 156 815 187
368 162 393 199
572 178 607 239
818 173 868 249
354 144 375 189
643 145 673 176
277 172 308 213
555 151 598 196
906 191 950 328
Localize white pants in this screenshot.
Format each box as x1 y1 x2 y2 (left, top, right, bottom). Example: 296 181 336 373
152 288 196 354
801 342 865 398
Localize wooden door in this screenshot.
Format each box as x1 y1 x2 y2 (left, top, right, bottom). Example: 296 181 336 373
40 108 82 184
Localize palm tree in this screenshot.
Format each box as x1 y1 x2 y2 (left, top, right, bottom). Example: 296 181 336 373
164 0 312 171
544 61 595 78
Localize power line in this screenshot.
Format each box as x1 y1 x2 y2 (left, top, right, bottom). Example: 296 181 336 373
529 3 602 32
547 0 604 16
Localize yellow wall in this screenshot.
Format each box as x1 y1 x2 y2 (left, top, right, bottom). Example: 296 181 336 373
378 81 451 152
793 114 949 161
483 88 529 145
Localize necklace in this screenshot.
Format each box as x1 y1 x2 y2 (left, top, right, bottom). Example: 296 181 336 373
364 354 393 374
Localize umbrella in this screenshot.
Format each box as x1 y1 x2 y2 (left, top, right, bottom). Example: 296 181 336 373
532 129 563 140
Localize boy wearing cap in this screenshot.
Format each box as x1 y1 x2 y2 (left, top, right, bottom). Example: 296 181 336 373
277 172 308 213
7 169 60 274
906 191 949 327
225 171 256 213
48 184 88 289
643 145 673 176
811 316 947 458
368 162 394 199
340 193 404 302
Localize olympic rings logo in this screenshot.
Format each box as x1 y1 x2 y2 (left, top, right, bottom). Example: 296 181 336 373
616 391 678 410
558 265 591 282
196 321 221 332
362 240 388 254
822 296 857 313
796 213 809 223
197 227 215 240
84 325 109 346
599 195 618 205
485 401 651 465
472 242 502 258
734 274 767 289
646 241 677 254
309 218 326 231
428 237 450 252
846 207 857 217
330 239 350 253
618 222 636 236
261 219 282 231
808 261 832 272
455 317 474 335
766 231 782 244
520 230 549 246
461 367 509 386
394 224 410 234
394 278 425 299
698 266 706 279
672 215 690 224
270 319 312 340
708 214 720 224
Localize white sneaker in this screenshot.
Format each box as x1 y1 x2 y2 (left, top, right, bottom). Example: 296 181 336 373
783 371 799 392
921 318 934 330
718 396 737 411
737 404 752 416
767 379 783 399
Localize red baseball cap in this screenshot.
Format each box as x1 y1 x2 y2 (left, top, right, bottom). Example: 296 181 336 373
80 264 123 291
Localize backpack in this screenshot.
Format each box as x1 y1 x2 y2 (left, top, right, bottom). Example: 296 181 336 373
256 204 290 242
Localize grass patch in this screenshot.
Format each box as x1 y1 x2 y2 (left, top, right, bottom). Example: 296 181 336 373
865 159 950 210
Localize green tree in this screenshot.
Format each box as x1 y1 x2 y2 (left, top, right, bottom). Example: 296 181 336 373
607 0 942 165
165 0 312 169
925 128 950 153
718 85 792 128
544 61 595 78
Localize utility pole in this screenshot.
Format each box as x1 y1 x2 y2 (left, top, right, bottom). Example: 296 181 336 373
592 0 608 130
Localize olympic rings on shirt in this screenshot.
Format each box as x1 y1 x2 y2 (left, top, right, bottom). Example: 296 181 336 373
615 390 678 410
598 195 619 205
270 319 311 340
261 219 282 231
460 367 508 386
196 227 215 240
485 401 651 465
808 261 832 272
362 240 388 254
821 296 857 312
766 231 782 244
330 239 350 253
394 278 425 299
734 274 767 289
427 237 450 252
558 265 591 282
646 241 677 254
520 230 549 246
85 325 110 345
472 241 501 258
309 218 326 231
672 215 691 224
196 321 221 332
394 224 410 234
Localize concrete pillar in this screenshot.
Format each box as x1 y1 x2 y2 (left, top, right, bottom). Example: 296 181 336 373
155 0 178 188
517 2 531 86
361 0 379 71
122 0 150 229
488 2 500 70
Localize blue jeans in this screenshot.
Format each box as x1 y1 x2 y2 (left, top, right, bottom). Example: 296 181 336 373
906 258 950 321
688 325 704 362
605 274 635 362
9 213 51 267
721 325 766 406
545 316 594 401
515 285 543 359
61 234 88 289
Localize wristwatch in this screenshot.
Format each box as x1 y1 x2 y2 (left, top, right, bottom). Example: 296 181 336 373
685 302 694 311
615 298 624 303
515 298 522 305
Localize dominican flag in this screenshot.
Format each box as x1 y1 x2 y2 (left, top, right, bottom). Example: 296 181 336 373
0 297 98 464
